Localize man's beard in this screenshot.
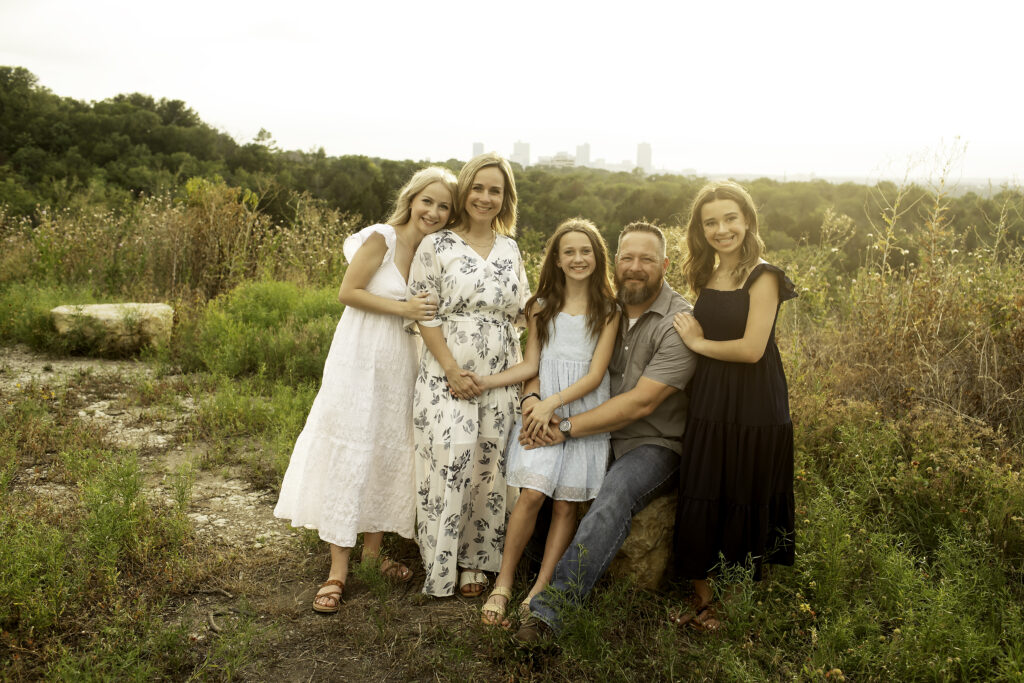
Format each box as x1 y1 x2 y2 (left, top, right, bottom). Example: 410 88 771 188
616 272 661 305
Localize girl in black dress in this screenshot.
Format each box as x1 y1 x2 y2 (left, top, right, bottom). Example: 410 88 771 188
671 181 796 630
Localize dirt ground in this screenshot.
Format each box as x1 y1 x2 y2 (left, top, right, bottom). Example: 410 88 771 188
1 345 523 681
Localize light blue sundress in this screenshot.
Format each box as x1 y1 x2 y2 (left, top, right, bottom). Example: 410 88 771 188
505 313 611 501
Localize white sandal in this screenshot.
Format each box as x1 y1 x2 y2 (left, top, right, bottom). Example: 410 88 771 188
459 569 488 597
480 586 513 625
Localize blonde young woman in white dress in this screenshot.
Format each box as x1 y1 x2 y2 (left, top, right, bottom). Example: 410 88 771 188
275 167 457 613
408 153 531 598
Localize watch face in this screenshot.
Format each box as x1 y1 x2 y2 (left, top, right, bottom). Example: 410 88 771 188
559 418 571 434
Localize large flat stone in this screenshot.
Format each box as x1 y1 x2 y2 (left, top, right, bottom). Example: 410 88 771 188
51 303 173 352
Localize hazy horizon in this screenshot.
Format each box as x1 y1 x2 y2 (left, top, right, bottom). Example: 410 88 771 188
2 0 1021 185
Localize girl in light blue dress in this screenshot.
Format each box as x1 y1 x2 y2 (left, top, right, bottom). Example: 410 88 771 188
469 218 620 626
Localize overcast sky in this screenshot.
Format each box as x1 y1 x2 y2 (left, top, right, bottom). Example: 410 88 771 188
1 0 1020 183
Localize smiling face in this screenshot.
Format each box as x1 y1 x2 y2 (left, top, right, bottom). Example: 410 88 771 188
556 230 597 283
700 198 748 257
409 181 453 236
615 232 666 305
464 166 505 228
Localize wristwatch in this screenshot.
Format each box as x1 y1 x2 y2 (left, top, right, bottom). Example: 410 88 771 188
558 417 572 438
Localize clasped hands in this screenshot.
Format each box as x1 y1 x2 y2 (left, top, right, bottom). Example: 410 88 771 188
518 396 564 449
443 372 563 450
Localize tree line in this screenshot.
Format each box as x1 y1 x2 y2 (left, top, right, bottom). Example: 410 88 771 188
2 65 1021 271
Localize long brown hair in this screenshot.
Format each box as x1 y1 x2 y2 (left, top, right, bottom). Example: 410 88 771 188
682 181 765 295
525 218 617 350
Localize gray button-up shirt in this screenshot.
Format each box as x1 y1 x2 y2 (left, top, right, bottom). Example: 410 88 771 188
609 281 696 459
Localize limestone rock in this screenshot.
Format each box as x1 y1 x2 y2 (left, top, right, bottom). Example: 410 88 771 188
607 492 677 589
51 303 173 352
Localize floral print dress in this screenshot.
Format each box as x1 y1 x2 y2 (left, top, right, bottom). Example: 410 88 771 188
408 229 531 597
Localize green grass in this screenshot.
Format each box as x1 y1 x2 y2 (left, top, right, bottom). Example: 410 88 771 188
170 279 341 383
0 385 264 680
2 172 1023 679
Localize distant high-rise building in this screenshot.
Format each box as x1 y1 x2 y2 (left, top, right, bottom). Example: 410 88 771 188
551 151 574 168
576 143 591 166
512 141 530 167
637 142 652 173
537 152 575 169
472 142 484 157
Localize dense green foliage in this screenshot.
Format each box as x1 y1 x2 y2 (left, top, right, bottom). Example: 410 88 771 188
3 63 1024 680
3 65 1022 268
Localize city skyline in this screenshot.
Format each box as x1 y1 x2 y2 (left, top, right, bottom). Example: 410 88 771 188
475 141 661 175
1 1 1021 184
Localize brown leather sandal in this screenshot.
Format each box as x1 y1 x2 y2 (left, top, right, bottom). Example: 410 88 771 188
669 596 708 627
377 556 413 583
670 598 722 631
312 579 344 614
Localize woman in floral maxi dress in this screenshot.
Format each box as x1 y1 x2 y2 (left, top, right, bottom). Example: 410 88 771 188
409 153 531 597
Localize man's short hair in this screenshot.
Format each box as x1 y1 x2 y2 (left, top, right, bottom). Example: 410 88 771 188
617 221 666 259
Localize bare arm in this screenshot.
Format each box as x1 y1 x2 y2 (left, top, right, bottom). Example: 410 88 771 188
674 274 779 363
417 323 481 399
338 233 436 320
521 376 678 447
473 313 541 390
523 314 620 437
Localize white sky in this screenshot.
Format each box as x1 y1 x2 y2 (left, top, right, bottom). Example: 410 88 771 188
1 0 1021 183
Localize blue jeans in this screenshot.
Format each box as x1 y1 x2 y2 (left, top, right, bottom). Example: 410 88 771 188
529 444 679 634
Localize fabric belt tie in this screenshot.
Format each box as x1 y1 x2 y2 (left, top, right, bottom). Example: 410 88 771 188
445 314 518 354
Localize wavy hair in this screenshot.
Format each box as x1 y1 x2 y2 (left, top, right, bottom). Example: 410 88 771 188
525 218 617 350
385 166 458 227
682 180 765 295
454 152 518 237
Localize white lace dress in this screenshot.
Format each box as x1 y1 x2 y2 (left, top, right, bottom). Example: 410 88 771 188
274 223 417 547
408 230 531 597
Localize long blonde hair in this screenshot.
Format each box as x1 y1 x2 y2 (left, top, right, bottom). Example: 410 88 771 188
454 153 518 237
385 166 458 226
682 181 765 295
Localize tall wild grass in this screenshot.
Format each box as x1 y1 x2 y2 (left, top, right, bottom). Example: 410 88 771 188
1 173 1022 679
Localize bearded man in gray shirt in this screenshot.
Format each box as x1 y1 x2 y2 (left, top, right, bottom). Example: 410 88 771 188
515 221 696 642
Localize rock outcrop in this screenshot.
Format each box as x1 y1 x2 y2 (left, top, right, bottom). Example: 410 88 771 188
607 492 677 589
51 303 173 353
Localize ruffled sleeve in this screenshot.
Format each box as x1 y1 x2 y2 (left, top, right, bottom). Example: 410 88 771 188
743 262 797 303
511 238 532 330
407 232 443 331
343 223 396 265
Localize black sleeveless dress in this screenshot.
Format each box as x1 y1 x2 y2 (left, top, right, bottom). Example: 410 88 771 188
673 263 797 581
